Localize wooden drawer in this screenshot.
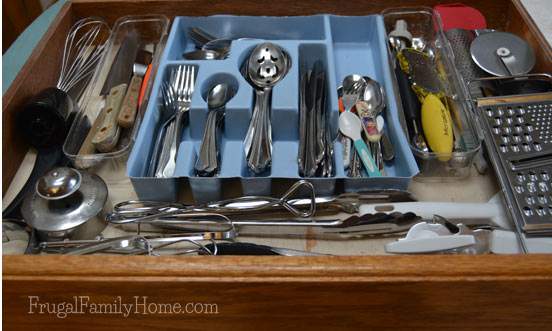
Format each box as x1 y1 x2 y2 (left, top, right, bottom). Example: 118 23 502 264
3 1 552 329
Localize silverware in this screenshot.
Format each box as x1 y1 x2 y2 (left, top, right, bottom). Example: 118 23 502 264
381 131 395 162
348 150 362 177
186 27 231 59
188 27 217 47
148 82 175 176
340 75 367 170
298 60 333 177
156 65 197 178
182 49 222 60
195 83 237 176
242 42 291 174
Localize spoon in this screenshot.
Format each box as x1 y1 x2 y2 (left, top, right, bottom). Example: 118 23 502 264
195 83 236 176
339 112 381 177
202 39 231 57
182 49 222 60
362 78 385 114
340 74 367 169
242 42 290 174
203 38 256 59
342 75 366 112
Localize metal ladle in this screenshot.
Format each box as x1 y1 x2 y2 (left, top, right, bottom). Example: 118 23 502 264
195 83 237 176
242 42 291 174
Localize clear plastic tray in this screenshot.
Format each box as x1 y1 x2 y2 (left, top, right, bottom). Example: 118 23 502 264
63 15 169 169
382 7 481 180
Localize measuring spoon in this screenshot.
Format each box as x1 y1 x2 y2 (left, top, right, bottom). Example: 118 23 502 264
339 112 381 177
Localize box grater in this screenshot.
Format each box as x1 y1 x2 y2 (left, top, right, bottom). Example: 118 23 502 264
473 75 552 236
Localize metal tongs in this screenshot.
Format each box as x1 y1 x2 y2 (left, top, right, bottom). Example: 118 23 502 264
109 180 414 222
106 181 421 238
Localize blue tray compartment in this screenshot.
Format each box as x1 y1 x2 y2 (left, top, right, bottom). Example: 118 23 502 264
128 15 419 203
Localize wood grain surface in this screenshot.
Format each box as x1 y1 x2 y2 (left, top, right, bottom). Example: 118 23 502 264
1 3 73 194
4 255 552 330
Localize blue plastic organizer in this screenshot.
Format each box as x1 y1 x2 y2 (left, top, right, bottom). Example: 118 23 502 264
127 14 419 202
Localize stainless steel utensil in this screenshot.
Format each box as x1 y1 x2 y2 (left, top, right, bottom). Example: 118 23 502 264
298 60 333 177
157 65 197 178
186 27 231 59
39 231 235 255
470 31 536 77
148 81 175 176
182 49 222 60
393 57 428 152
342 75 366 112
388 19 412 53
188 27 217 47
340 75 367 170
21 167 110 241
195 83 237 176
339 112 382 177
242 42 291 174
472 77 552 237
445 29 487 84
57 17 111 101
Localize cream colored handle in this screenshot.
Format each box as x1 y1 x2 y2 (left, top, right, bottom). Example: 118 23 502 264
117 75 142 128
92 83 127 152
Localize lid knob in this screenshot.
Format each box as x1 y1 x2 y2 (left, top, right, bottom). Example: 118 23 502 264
36 167 82 200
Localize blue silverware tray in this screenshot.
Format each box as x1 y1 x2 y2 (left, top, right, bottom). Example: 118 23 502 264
128 14 419 202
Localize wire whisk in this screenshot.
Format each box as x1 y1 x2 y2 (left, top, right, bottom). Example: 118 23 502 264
56 17 111 98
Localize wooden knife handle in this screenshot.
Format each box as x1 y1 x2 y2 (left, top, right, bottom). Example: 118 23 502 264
92 83 127 152
117 75 142 128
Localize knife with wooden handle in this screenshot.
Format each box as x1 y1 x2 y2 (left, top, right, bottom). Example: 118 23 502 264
91 83 127 152
117 75 142 128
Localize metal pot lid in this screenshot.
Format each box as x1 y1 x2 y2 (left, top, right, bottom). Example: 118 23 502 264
470 31 535 77
22 167 108 232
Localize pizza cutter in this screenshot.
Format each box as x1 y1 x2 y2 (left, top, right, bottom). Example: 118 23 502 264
470 31 535 77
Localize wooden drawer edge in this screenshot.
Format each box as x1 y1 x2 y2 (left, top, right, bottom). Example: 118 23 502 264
4 255 552 280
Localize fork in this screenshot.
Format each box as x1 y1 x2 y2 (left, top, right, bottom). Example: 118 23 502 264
160 65 196 177
150 81 176 177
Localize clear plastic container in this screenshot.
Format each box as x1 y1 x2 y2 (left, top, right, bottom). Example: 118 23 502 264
63 15 169 169
382 7 481 180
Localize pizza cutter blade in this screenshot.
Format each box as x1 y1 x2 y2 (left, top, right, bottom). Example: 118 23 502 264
470 31 535 77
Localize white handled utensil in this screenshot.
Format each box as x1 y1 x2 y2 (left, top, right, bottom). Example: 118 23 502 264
339 111 381 177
